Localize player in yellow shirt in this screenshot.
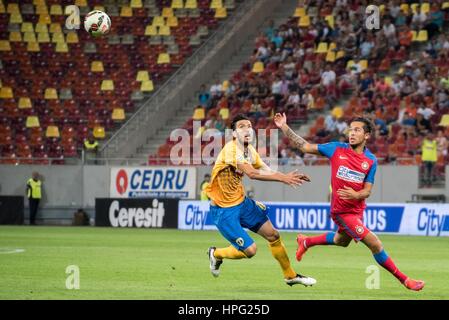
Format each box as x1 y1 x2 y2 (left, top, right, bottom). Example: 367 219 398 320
206 115 316 286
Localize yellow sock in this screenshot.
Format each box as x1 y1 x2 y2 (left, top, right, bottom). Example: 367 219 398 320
214 246 248 260
269 238 297 279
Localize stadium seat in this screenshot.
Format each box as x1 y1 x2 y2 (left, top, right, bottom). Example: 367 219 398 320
19 98 32 109
130 0 143 8
215 8 227 19
294 7 306 18
438 115 449 127
91 61 105 72
26 116 40 128
252 61 264 73
0 87 13 99
210 0 223 9
137 70 150 82
112 108 126 121
172 0 184 9
93 126 106 139
157 53 170 64
141 80 155 92
185 0 198 9
44 88 58 100
46 125 60 138
298 16 310 27
101 80 115 91
315 42 328 54
0 40 11 51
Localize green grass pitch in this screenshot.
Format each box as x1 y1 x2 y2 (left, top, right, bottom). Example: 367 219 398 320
0 226 448 300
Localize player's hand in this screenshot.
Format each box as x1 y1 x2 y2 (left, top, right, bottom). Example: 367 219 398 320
274 113 287 129
336 186 360 200
283 170 309 189
298 173 311 182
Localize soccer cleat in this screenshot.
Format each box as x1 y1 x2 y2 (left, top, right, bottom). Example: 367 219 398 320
208 247 223 278
295 234 308 262
285 274 317 287
404 278 425 291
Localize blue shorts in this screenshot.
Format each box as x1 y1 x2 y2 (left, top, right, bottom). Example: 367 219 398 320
210 197 269 251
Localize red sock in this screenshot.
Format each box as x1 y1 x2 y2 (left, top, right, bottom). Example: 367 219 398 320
304 232 335 248
382 257 408 283
374 250 408 283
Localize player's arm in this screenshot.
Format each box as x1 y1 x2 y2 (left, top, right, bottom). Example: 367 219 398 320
237 162 310 188
336 182 373 200
274 113 320 155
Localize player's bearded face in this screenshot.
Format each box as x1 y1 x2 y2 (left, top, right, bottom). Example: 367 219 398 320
233 120 254 145
348 122 369 147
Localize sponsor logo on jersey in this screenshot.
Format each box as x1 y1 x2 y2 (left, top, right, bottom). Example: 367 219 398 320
336 166 366 183
362 161 369 170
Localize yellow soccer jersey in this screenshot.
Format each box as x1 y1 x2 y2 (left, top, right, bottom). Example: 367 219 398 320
206 140 265 208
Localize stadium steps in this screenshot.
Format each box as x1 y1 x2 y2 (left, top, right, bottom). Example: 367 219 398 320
134 0 299 160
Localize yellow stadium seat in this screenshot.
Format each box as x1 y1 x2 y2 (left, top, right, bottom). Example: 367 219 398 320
130 0 143 8
137 70 150 82
379 4 385 13
94 6 105 11
416 30 428 42
145 25 158 36
75 0 88 6
152 16 165 26
167 16 178 27
141 80 155 92
360 60 368 70
21 22 34 33
315 42 328 54
172 0 184 9
157 53 170 64
50 23 62 34
326 51 336 62
26 116 40 128
19 98 32 109
39 14 51 25
385 77 393 86
101 80 114 91
410 3 419 14
33 0 46 5
159 25 171 36
0 3 5 14
55 42 68 53
336 50 345 59
35 23 49 33
66 32 79 43
411 30 417 41
121 6 133 17
193 107 205 120
438 115 449 127
52 33 65 43
210 0 223 9
93 126 106 139
331 106 344 119
0 40 11 51
45 88 58 99
46 125 60 138
252 61 264 73
400 3 409 13
9 31 22 42
112 108 126 121
27 42 40 52
162 7 174 17
420 3 430 14
0 87 13 98
24 32 37 43
37 32 50 43
298 16 310 27
7 3 19 14
185 0 198 9
328 42 337 51
443 2 449 10
50 4 63 15
325 15 334 28
215 7 227 18
35 4 49 15
91 61 104 72
294 7 306 17
219 108 229 120
10 12 23 24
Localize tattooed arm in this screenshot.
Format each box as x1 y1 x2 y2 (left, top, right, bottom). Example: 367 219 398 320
274 113 321 155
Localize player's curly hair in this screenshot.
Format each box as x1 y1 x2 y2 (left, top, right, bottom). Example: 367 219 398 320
231 114 251 131
350 117 374 135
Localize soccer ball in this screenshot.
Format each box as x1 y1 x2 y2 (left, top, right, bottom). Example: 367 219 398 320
84 10 111 37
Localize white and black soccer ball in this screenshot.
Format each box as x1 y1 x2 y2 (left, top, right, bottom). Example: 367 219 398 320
84 10 111 37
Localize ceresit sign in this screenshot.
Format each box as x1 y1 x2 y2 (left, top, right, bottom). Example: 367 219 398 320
110 167 196 199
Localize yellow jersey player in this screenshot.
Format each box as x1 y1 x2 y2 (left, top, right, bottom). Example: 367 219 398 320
206 114 316 287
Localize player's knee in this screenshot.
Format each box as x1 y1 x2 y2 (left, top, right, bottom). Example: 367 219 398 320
335 239 350 247
370 242 383 254
244 245 257 258
265 229 280 242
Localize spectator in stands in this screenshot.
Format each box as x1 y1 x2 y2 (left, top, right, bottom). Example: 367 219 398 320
325 114 338 134
200 174 211 201
421 132 438 186
215 115 226 134
436 129 449 157
425 4 444 39
198 84 211 109
335 117 348 135
416 113 432 135
210 80 223 99
27 172 42 226
383 17 398 47
248 98 265 121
